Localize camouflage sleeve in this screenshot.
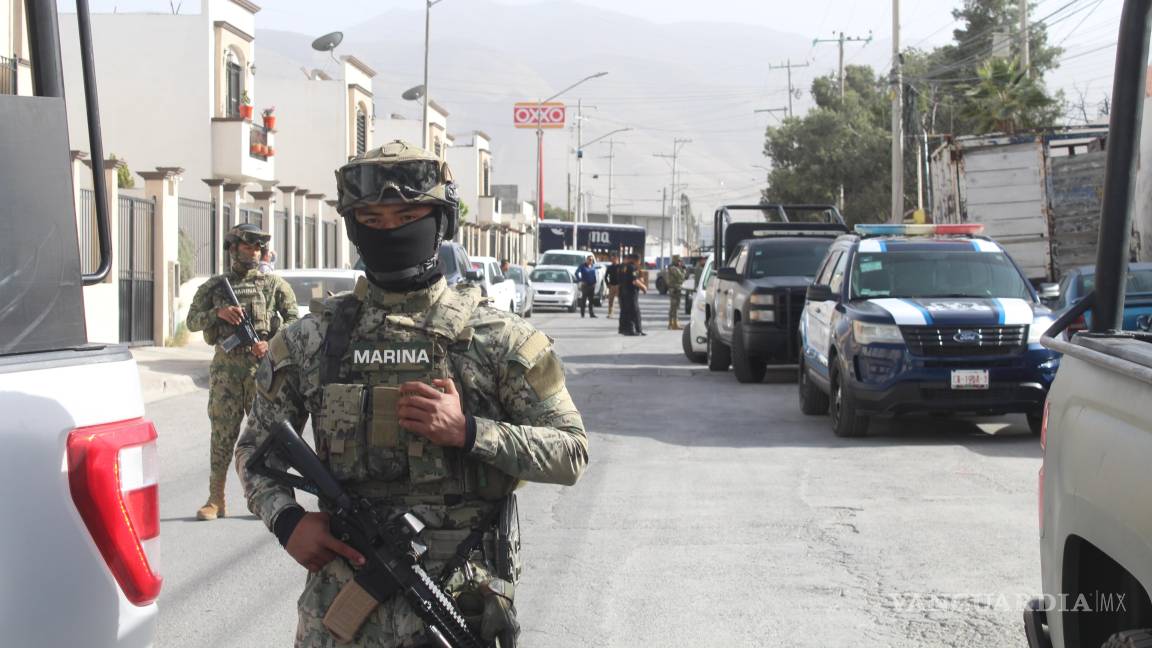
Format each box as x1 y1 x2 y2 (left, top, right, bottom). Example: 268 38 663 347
234 325 310 531
469 326 588 486
274 276 300 325
185 277 220 332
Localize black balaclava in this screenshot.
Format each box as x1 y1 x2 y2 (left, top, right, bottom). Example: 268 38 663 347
352 209 444 291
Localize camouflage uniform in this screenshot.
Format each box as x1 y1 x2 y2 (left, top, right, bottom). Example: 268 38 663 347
666 261 685 330
235 275 588 647
186 267 298 518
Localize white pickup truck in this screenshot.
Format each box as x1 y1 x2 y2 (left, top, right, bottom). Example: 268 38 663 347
0 1 160 645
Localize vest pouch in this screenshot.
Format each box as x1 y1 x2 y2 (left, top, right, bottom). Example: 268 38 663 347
247 299 269 335
367 386 408 482
318 383 369 482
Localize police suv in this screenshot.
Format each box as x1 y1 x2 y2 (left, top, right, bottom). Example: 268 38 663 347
798 224 1060 437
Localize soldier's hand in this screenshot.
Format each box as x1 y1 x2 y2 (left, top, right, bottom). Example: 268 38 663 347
397 379 467 448
216 305 244 325
285 512 365 573
250 340 269 358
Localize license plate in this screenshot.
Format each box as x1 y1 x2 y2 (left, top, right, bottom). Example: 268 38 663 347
950 369 989 390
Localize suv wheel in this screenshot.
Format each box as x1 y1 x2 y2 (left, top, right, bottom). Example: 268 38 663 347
830 362 869 437
1102 630 1152 648
798 356 830 415
657 276 668 294
1026 410 1043 436
707 326 731 372
567 297 577 313
682 325 705 363
732 321 767 383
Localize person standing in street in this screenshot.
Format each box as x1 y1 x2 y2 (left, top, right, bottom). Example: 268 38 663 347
185 224 298 521
235 140 588 647
605 253 620 318
666 255 685 330
617 254 647 336
576 254 598 318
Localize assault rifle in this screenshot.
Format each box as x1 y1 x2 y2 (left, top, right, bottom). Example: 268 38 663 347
220 278 262 352
247 419 483 648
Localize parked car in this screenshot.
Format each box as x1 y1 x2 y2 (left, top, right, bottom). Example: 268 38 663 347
468 255 517 313
277 269 364 316
1024 13 1152 644
1048 262 1152 333
682 254 714 363
538 249 605 304
438 241 474 287
530 265 579 312
797 223 1060 437
706 231 842 382
507 263 534 318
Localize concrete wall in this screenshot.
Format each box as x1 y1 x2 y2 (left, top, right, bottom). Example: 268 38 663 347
59 12 213 200
260 73 346 196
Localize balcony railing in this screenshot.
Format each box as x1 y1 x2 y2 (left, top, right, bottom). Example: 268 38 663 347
1 55 17 95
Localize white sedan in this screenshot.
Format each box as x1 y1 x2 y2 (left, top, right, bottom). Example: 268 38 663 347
468 256 518 313
276 268 364 316
682 254 714 363
529 265 579 312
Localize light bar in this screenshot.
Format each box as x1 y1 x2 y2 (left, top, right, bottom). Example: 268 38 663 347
854 223 985 237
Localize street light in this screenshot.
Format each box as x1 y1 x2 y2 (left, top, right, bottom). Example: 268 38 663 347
534 72 608 231
576 126 630 237
422 0 445 150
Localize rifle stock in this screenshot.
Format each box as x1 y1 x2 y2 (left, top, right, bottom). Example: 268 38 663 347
246 419 483 648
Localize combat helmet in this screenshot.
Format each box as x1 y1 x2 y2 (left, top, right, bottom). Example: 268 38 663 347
223 223 271 251
334 140 460 243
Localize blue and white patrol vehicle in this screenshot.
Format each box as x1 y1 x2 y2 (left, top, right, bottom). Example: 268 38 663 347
798 224 1060 437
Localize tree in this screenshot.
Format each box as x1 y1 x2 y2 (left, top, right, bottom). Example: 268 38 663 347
542 203 569 221
762 66 893 225
962 57 1059 133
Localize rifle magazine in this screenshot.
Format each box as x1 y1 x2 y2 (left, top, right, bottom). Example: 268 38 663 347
323 578 379 643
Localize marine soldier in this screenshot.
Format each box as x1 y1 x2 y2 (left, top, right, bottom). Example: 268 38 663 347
234 141 589 647
186 223 299 521
666 256 685 330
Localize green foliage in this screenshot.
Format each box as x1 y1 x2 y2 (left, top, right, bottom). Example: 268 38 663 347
962 57 1060 133
108 153 134 189
165 321 190 348
177 228 196 285
761 66 893 225
543 203 570 221
459 200 471 222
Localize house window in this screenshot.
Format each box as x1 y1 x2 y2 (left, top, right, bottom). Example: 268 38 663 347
226 52 242 117
355 107 367 155
482 161 491 196
434 137 442 157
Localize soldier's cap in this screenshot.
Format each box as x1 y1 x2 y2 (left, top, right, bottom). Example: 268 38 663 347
335 140 456 213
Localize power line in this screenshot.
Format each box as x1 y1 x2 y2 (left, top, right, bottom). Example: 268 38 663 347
767 59 811 117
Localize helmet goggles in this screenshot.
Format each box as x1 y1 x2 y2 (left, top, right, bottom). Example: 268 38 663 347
337 159 451 213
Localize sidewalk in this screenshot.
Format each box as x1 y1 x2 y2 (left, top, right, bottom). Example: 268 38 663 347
132 337 214 404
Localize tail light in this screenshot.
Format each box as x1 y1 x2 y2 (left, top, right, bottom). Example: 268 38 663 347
1038 400 1050 531
1068 314 1088 336
67 418 162 606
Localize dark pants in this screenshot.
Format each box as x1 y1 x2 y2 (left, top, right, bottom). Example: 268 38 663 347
579 283 596 316
618 287 640 334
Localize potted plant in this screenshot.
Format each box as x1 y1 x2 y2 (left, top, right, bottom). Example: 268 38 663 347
239 91 253 119
249 142 260 156
262 106 276 129
266 145 275 157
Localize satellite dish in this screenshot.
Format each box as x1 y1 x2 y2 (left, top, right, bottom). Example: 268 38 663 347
311 31 344 52
402 85 426 101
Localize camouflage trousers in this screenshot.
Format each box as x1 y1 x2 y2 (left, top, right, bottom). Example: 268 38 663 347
295 504 511 648
668 291 681 320
207 349 259 485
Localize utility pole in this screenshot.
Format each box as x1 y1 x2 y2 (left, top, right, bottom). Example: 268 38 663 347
768 59 810 117
1020 0 1030 75
654 138 690 256
813 31 873 101
660 187 667 264
575 99 583 248
890 0 904 223
606 139 616 224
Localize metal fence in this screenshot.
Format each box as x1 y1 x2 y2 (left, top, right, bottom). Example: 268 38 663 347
178 197 216 277
324 221 338 268
275 210 288 261
118 196 156 345
0 55 16 95
304 215 317 267
79 189 97 274
239 207 263 228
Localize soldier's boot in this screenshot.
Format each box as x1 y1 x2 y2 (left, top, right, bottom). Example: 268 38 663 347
674 319 682 330
196 475 227 521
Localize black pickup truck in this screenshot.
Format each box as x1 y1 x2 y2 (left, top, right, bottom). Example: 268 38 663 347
705 205 847 383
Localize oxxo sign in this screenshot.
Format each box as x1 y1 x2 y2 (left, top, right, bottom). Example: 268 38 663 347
513 102 566 129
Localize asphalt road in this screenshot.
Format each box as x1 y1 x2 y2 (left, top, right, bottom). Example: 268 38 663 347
150 293 1042 647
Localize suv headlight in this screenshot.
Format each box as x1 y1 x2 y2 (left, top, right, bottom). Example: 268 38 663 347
1029 318 1054 343
852 321 904 345
749 294 775 306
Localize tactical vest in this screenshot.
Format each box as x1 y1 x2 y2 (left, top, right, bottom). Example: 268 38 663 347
313 282 503 501
204 272 275 346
